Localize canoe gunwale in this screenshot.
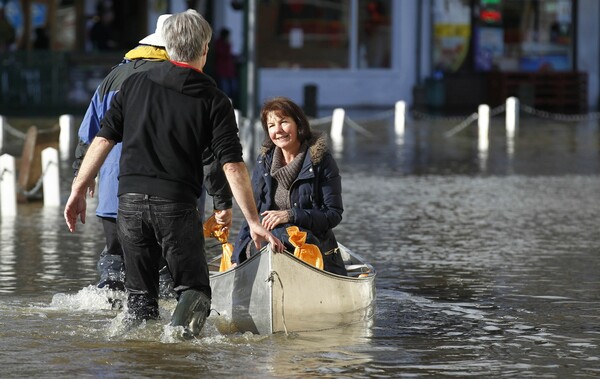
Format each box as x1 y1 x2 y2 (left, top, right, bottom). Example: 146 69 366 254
209 243 376 280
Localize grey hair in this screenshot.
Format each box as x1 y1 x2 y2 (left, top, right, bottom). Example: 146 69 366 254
162 9 212 62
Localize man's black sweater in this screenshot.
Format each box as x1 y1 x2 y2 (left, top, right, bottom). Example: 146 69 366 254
98 60 243 204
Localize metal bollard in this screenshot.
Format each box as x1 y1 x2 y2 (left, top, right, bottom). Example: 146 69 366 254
59 114 74 161
42 148 61 207
330 108 345 155
394 100 406 140
505 97 519 140
331 107 344 140
506 97 519 157
0 154 17 217
478 104 490 153
0 115 5 153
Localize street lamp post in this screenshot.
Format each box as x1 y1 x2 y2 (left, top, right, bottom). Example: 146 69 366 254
244 0 258 161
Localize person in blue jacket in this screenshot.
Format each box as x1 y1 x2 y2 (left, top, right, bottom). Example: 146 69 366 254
73 14 232 294
232 97 347 276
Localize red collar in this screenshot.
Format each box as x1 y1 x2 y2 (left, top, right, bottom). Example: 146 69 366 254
170 60 203 73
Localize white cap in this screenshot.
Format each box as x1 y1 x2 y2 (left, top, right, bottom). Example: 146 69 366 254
139 14 172 47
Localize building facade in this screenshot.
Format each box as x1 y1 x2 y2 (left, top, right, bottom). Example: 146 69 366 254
235 0 599 113
0 0 598 115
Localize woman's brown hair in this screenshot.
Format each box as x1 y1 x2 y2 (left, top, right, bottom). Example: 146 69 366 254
260 96 312 149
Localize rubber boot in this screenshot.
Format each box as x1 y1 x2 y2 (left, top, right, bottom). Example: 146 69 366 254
127 293 159 322
170 289 211 338
96 247 125 291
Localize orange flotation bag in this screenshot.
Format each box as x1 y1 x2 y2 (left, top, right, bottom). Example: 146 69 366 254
203 214 233 272
286 226 324 270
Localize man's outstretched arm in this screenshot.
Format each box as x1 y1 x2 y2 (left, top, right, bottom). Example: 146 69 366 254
64 136 115 232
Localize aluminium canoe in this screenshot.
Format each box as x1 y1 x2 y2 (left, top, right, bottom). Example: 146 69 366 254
208 243 376 334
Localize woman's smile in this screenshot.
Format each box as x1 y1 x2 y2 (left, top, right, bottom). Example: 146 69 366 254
267 113 300 153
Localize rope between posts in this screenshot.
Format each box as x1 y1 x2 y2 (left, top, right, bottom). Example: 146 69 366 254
520 104 600 122
411 110 473 122
309 115 333 127
443 104 505 138
490 103 506 117
18 159 55 198
373 108 396 121
343 117 376 138
0 167 10 181
267 270 288 336
354 109 395 123
2 121 27 139
443 112 479 138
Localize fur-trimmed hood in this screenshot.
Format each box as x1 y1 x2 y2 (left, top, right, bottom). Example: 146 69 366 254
260 130 329 165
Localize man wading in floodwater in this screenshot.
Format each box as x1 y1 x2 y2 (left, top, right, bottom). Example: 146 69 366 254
64 9 284 337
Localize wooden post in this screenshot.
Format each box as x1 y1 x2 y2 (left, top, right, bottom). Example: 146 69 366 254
17 126 60 202
17 126 38 203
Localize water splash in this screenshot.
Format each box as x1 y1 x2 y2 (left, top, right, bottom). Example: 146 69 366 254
50 285 126 311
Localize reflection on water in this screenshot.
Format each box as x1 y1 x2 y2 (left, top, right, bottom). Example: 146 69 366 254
0 215 16 293
334 115 599 176
1 116 600 377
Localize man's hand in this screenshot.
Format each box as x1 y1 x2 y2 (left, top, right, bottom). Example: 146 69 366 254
214 208 232 231
249 222 285 253
64 136 115 233
64 190 87 232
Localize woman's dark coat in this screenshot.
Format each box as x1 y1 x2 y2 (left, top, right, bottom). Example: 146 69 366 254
232 132 343 265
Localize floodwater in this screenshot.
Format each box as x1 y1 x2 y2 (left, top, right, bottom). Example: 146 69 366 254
1 113 600 377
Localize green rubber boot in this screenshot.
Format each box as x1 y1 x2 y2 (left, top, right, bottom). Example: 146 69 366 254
170 289 211 338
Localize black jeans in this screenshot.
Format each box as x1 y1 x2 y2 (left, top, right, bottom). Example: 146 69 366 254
117 193 210 318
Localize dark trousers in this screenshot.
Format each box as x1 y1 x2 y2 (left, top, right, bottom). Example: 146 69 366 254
100 217 122 255
117 193 210 317
96 217 125 286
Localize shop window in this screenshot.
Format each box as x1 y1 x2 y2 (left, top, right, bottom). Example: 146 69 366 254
257 0 350 68
433 0 574 74
478 0 573 72
358 0 391 68
432 0 472 73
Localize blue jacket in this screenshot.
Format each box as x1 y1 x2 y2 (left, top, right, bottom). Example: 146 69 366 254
74 59 156 217
232 132 343 263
